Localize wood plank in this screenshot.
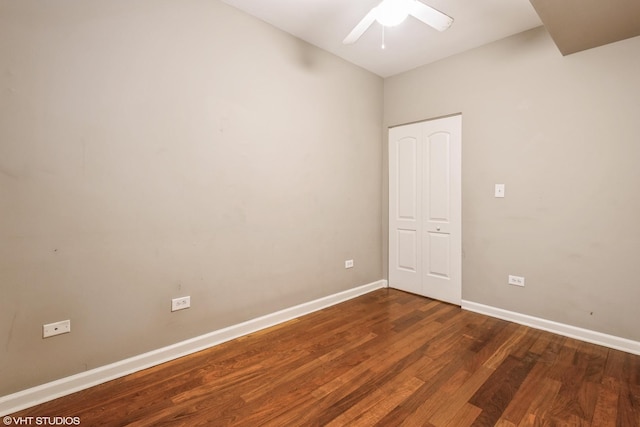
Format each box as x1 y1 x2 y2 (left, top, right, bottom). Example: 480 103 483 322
500 359 553 424
469 352 539 426
590 378 619 427
444 402 482 426
428 366 495 425
517 377 563 426
616 383 640 426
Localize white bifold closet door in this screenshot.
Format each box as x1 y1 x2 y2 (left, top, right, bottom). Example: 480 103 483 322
388 114 461 305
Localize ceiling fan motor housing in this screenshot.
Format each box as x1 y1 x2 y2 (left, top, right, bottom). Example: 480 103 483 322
375 0 411 27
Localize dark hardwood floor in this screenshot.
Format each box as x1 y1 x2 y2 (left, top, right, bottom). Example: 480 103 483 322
11 289 640 426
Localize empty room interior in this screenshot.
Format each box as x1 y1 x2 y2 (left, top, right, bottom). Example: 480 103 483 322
1 0 639 425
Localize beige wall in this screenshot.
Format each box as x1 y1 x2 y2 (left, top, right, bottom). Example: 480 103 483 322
384 27 640 342
0 0 383 395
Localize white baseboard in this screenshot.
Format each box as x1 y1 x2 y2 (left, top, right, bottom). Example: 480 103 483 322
0 280 388 416
461 300 640 356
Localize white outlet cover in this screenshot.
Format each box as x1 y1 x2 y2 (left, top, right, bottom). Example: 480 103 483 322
43 320 71 338
171 296 191 312
345 259 354 269
508 275 525 287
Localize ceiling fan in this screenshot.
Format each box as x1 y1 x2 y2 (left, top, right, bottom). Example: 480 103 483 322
343 0 454 45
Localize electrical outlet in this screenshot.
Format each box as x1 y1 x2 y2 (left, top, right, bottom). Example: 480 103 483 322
43 320 71 338
345 259 354 269
508 275 525 287
171 296 191 312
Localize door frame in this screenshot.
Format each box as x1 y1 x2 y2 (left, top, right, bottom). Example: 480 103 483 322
388 114 462 305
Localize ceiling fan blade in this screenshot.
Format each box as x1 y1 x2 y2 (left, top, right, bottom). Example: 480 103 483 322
408 0 453 32
343 9 378 44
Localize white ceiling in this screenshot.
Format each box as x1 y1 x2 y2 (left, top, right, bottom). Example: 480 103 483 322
221 0 543 77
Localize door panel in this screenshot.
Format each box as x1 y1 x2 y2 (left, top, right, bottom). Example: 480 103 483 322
397 138 417 221
421 117 461 304
425 132 450 224
425 232 450 278
388 123 422 294
397 230 418 272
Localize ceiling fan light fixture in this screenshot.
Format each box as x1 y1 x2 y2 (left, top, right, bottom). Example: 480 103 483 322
375 0 411 27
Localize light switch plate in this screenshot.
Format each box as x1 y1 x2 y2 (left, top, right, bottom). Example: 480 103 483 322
495 184 505 198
